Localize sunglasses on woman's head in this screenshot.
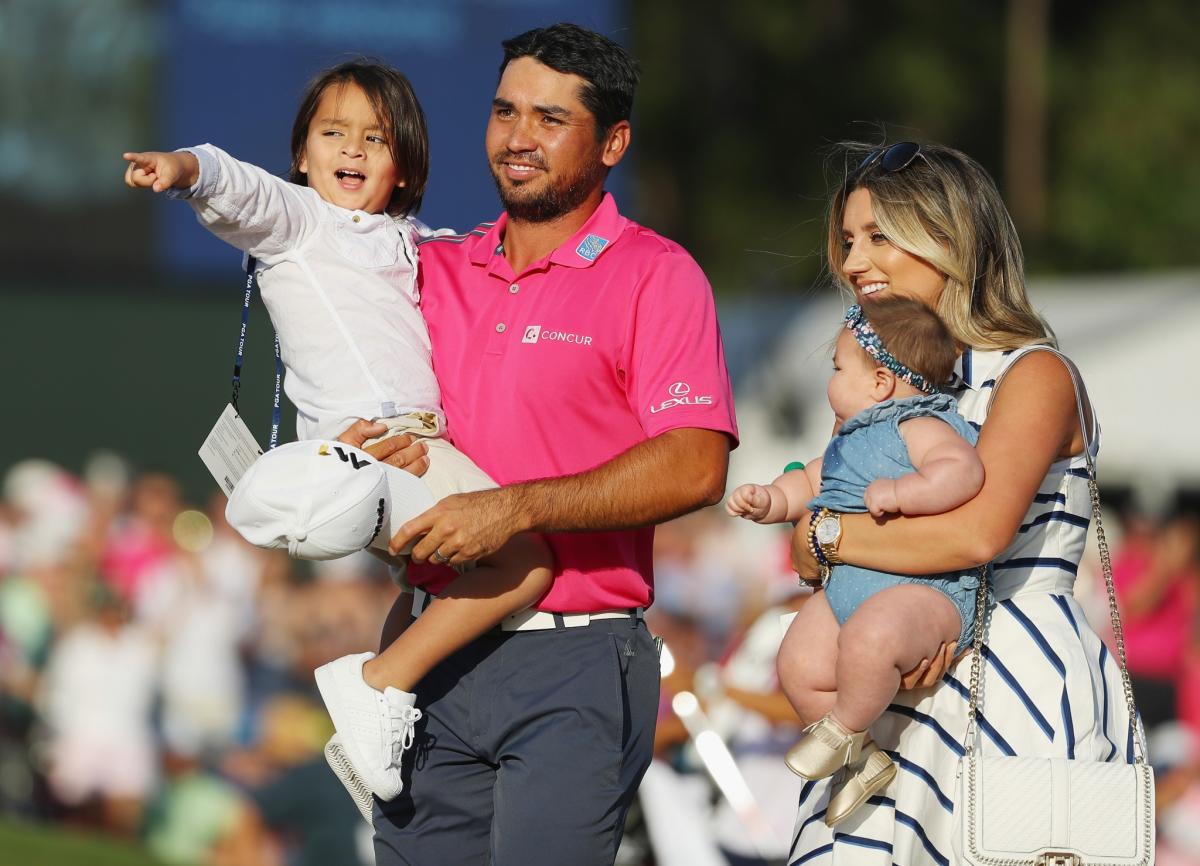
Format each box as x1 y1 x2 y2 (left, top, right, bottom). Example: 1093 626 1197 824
855 141 924 174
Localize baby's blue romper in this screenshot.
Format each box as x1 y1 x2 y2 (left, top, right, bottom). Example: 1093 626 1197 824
808 393 990 653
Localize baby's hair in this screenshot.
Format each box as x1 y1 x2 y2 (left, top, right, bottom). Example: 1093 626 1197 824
857 295 958 388
288 60 429 217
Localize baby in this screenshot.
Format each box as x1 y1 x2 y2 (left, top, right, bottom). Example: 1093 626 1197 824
122 61 552 823
727 295 989 826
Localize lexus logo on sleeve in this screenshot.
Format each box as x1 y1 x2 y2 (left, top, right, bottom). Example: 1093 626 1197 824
651 381 713 414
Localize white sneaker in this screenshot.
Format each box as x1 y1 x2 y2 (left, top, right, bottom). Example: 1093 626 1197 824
314 652 422 802
324 734 375 826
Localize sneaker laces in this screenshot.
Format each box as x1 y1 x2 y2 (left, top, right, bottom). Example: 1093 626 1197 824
386 704 423 768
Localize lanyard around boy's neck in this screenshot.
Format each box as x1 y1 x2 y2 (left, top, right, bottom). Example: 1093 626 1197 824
231 256 284 450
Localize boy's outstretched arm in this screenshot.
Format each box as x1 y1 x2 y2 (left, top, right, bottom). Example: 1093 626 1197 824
865 417 984 517
123 145 323 259
123 151 200 193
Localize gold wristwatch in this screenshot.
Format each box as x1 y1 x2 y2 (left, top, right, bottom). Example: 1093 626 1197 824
813 508 844 566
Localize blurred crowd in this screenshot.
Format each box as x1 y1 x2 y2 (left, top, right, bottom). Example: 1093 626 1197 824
0 455 385 865
1 453 1199 866
1108 506 1200 866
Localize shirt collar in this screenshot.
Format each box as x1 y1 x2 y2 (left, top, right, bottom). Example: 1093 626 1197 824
464 192 627 271
548 193 626 269
466 218 506 267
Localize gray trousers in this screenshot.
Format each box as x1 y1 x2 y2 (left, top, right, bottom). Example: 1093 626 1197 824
373 616 660 866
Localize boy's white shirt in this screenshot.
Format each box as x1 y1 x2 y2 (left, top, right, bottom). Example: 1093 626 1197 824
173 144 444 441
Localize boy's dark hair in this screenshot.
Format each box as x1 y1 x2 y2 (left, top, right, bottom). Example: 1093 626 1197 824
500 23 640 140
288 60 429 216
861 295 959 388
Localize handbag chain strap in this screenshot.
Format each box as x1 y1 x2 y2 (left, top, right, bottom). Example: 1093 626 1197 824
963 565 990 759
964 352 1144 765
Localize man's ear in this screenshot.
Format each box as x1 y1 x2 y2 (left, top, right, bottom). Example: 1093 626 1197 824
873 366 897 400
601 120 631 169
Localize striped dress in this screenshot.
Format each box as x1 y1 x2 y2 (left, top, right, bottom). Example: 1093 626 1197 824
787 346 1137 866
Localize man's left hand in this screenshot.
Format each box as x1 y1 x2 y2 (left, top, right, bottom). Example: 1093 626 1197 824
389 487 526 566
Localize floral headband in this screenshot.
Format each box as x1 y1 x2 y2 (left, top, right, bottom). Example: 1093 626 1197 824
844 304 938 394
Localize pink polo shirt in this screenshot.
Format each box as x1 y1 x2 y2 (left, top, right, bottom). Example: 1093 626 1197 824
413 193 738 612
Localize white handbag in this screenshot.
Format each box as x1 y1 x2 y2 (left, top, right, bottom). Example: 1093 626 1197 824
953 365 1155 866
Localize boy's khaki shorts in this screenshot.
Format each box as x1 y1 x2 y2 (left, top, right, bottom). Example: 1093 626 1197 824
366 411 498 500
364 413 498 586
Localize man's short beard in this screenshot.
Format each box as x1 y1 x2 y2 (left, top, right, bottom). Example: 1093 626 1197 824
491 154 608 223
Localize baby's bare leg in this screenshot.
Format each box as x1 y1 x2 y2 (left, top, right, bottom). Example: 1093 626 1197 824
777 592 842 726
362 533 553 692
831 585 961 732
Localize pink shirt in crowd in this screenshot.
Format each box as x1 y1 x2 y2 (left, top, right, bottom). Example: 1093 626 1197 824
1113 538 1196 680
412 193 738 612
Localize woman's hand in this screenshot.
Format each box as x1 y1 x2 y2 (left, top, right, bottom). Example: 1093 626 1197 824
336 419 430 477
898 642 957 689
790 509 821 583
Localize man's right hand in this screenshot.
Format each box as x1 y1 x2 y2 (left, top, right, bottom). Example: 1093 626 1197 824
336 419 430 478
123 150 200 193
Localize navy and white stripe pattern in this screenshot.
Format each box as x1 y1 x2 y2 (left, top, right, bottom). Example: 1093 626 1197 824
788 346 1135 865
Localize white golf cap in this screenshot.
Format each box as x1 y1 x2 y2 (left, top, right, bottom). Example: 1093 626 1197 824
225 440 436 561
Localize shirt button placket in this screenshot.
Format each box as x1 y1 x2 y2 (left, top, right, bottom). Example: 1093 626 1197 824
488 276 527 355
486 280 512 354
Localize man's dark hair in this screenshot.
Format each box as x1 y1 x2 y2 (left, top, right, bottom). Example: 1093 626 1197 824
289 60 429 216
500 23 640 139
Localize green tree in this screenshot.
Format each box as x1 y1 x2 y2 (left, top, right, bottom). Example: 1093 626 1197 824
631 0 1200 292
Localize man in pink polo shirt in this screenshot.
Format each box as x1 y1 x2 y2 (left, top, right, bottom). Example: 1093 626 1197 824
346 23 737 866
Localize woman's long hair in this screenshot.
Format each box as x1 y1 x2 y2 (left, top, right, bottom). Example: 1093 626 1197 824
826 141 1053 351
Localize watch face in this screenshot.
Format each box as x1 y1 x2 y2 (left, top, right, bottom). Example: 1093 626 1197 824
815 516 840 545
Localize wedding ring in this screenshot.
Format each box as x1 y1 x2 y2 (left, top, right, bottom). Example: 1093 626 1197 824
431 550 451 564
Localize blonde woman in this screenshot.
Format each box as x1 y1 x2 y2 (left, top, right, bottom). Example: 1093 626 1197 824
783 141 1135 864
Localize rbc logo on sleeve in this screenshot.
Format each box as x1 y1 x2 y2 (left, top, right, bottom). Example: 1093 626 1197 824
575 234 609 262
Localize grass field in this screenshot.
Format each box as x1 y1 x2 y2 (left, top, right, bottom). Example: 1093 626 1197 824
0 819 165 866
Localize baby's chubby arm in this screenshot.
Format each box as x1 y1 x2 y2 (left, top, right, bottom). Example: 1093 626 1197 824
726 459 823 524
864 417 984 517
122 144 321 258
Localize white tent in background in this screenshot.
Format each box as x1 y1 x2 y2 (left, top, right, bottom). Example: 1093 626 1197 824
1033 271 1200 493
